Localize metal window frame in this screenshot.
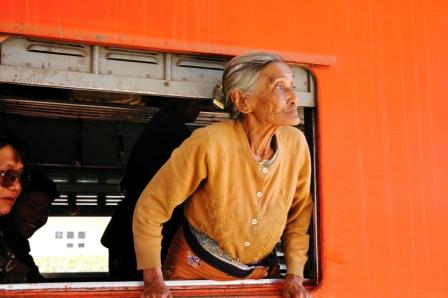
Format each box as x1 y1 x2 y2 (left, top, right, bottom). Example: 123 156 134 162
0 36 321 289
0 37 315 107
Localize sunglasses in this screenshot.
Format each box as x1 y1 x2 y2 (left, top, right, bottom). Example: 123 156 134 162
0 170 30 189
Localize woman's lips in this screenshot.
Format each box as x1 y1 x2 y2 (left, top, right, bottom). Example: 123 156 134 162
0 197 15 203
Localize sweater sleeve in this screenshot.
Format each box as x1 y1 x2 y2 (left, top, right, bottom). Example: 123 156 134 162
132 128 210 270
282 134 313 278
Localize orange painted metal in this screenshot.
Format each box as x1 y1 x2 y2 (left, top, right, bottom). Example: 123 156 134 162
1 0 448 297
0 34 10 43
0 0 334 65
0 282 285 297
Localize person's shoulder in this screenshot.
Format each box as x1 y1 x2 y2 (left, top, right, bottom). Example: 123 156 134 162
191 119 235 139
277 126 308 151
186 120 235 154
278 125 305 140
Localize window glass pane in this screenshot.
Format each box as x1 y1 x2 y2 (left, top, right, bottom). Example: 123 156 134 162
29 217 109 273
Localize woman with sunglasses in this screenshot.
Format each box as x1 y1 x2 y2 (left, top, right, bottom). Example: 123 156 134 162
0 169 58 283
0 127 30 283
0 127 27 216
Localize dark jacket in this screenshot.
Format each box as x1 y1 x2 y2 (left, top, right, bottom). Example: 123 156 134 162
0 219 45 283
101 107 191 280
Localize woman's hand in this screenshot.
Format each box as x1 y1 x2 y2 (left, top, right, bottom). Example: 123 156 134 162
283 274 312 298
141 268 172 298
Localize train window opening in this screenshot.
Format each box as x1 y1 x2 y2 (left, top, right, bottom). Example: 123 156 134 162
30 216 110 278
0 38 320 288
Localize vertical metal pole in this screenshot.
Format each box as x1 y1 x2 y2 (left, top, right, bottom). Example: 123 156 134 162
164 53 172 81
91 46 100 74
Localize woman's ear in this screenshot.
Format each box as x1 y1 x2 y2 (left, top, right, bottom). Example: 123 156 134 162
230 91 253 114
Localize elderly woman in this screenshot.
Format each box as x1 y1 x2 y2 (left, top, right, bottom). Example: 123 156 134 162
133 52 313 298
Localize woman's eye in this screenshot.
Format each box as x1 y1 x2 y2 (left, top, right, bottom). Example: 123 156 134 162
275 83 284 90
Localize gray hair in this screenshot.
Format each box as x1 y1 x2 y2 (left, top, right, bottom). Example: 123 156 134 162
213 52 283 119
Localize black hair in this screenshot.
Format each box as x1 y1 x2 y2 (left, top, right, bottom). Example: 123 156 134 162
0 126 27 164
21 169 59 202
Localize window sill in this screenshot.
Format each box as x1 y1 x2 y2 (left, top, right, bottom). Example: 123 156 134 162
0 278 316 297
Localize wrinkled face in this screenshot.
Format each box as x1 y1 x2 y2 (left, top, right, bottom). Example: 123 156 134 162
247 62 299 126
13 192 52 239
0 145 24 216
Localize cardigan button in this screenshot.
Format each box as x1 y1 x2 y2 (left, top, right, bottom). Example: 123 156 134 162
262 167 268 174
244 241 251 247
256 192 263 198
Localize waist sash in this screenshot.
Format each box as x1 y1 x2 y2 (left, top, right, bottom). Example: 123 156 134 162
182 222 278 278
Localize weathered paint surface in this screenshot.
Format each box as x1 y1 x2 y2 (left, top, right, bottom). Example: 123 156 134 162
0 280 285 297
1 1 448 297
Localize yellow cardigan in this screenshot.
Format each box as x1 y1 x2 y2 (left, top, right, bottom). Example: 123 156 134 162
133 119 313 278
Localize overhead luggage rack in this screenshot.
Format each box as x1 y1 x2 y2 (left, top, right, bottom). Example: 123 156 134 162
0 96 230 125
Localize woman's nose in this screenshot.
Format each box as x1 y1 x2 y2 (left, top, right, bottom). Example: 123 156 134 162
9 179 21 192
287 88 298 106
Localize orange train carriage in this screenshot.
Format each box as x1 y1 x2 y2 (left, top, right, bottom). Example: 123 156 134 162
0 0 447 297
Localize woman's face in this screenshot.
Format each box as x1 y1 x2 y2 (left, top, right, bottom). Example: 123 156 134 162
13 192 52 239
246 62 300 127
0 145 23 216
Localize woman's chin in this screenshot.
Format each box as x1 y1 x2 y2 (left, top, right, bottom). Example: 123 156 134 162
0 204 12 216
286 115 301 126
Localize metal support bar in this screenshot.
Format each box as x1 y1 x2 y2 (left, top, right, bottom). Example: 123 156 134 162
0 65 315 107
91 46 100 74
0 65 214 99
164 53 172 81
